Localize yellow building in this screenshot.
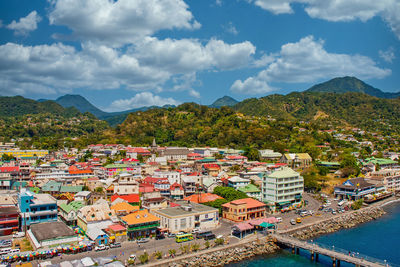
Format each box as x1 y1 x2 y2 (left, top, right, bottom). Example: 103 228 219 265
0 149 48 158
106 224 127 243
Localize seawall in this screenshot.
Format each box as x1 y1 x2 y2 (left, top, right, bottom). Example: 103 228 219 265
145 235 279 267
288 206 385 240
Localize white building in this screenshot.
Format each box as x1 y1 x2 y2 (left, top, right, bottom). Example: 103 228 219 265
153 170 181 184
261 167 304 212
152 201 219 234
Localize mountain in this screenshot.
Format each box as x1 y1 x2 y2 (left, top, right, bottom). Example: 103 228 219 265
306 76 400 98
0 96 80 117
55 95 108 118
210 96 239 108
233 91 400 133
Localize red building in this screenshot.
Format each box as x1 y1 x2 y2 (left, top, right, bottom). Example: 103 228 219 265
0 206 19 235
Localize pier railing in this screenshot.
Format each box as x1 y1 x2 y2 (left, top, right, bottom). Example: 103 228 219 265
272 234 398 267
303 239 396 267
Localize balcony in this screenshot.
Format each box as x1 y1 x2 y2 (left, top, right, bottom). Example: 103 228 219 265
128 223 159 231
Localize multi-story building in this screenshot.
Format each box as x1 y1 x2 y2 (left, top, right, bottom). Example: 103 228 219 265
334 177 377 200
368 169 400 192
153 170 181 184
227 176 250 190
237 184 262 200
153 201 219 234
222 198 266 222
18 189 58 227
121 210 160 239
261 167 304 212
0 149 48 159
58 201 85 226
280 153 312 169
0 206 19 235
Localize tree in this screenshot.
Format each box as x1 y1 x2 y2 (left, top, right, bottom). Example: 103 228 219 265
191 243 200 252
168 249 176 257
213 186 248 202
153 251 162 259
203 199 228 214
94 187 104 193
1 153 14 161
351 199 363 210
204 240 210 249
137 154 144 163
214 238 224 246
138 252 149 264
243 147 260 161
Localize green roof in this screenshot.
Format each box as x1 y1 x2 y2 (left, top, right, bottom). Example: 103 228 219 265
29 187 40 194
60 185 84 193
42 181 62 192
267 167 300 179
11 181 27 190
317 161 340 166
237 184 261 193
363 157 397 166
105 164 128 168
259 222 275 228
59 201 84 213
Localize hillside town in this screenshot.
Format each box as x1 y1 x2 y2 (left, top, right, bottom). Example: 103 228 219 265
0 135 399 266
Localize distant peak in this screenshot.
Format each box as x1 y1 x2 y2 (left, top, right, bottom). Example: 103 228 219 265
210 96 239 108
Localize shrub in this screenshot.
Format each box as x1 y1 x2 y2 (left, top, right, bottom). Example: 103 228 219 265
204 240 210 249
153 251 162 259
168 249 176 256
138 252 149 264
191 243 200 252
214 238 224 246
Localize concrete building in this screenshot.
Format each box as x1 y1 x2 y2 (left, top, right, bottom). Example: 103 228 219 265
121 210 160 239
0 206 19 235
153 200 219 234
367 169 400 192
227 176 250 190
222 198 266 222
280 153 312 169
334 177 377 200
18 189 58 227
27 221 79 250
261 167 303 212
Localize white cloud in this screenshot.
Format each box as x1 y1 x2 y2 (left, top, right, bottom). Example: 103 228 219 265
379 47 395 63
223 22 239 35
215 0 223 6
249 0 400 40
49 0 200 46
0 37 256 96
107 92 180 111
231 36 391 94
6 11 41 36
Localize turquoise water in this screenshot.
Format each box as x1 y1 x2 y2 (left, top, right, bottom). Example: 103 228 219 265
228 203 400 266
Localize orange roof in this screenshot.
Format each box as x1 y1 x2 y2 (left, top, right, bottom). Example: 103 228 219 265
68 165 93 175
121 209 160 225
184 193 223 204
222 198 266 209
111 202 139 213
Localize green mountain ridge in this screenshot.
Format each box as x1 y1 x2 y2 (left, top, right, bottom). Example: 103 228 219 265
306 76 400 98
209 96 239 108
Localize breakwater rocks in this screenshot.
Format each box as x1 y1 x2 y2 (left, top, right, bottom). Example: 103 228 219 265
290 207 385 240
169 237 279 267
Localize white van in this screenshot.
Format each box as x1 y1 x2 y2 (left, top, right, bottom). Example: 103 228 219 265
338 200 346 206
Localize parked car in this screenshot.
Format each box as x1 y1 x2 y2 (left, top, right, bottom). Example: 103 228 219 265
110 242 121 248
129 254 136 261
137 238 149 243
167 233 176 238
276 217 283 223
95 244 109 251
216 235 223 239
332 210 337 215
12 232 25 238
290 219 296 225
203 233 216 240
296 218 302 223
192 228 200 234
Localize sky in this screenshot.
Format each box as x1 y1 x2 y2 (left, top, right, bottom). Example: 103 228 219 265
0 0 399 112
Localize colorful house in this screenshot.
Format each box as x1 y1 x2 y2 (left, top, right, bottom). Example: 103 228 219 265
105 224 127 243
183 193 223 204
110 202 139 216
58 201 85 226
222 198 266 222
120 210 160 239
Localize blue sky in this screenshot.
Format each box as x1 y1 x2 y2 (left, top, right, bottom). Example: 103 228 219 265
0 0 399 111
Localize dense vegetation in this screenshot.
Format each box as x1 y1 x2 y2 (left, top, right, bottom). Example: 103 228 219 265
234 92 400 134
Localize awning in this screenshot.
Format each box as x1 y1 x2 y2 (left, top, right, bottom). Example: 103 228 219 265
259 222 274 228
277 201 291 206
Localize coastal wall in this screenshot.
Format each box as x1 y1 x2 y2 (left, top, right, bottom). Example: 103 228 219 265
288 207 385 240
146 235 279 267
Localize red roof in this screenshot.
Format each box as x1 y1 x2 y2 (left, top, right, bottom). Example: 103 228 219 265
108 224 126 232
68 165 92 175
143 177 169 184
222 198 266 209
139 183 155 193
184 193 223 203
187 153 201 157
169 202 181 207
111 194 140 203
0 166 19 173
170 183 183 190
128 147 150 153
203 164 220 169
122 158 139 162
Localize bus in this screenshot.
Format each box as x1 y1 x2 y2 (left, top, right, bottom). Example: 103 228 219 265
195 230 213 239
175 233 194 243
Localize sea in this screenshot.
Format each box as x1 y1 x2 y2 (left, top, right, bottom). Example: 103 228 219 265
228 202 400 267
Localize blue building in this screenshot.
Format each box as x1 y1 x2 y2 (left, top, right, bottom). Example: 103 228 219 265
334 177 376 200
18 189 58 228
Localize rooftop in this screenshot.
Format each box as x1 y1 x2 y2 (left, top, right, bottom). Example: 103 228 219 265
222 198 266 209
154 200 217 217
266 167 301 179
30 221 76 242
121 209 160 225
183 193 223 203
237 184 261 193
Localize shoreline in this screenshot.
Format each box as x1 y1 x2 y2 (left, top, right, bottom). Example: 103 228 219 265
144 198 398 266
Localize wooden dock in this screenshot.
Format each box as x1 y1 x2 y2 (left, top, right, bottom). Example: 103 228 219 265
271 234 388 267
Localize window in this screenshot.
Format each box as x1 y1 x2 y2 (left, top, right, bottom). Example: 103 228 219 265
174 219 178 230
180 218 186 229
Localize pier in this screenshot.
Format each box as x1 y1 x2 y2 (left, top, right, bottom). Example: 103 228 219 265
271 234 389 267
